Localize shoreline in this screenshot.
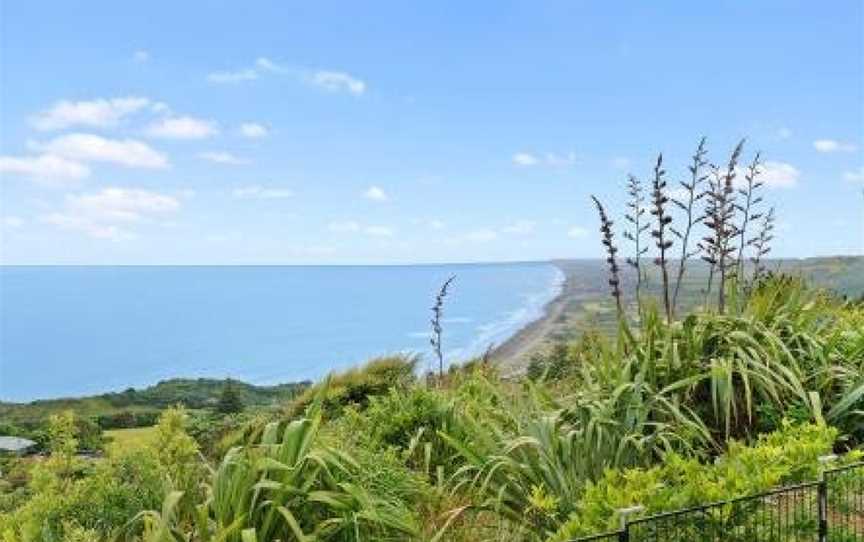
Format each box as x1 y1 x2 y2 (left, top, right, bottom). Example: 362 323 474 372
490 261 572 373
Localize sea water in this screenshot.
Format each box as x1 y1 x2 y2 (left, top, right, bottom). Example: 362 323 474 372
0 263 563 401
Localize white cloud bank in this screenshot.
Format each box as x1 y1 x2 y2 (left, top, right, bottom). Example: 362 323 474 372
31 133 168 169
813 139 858 153
0 154 91 183
30 97 152 131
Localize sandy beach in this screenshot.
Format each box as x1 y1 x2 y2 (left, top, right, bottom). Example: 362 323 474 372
490 261 591 373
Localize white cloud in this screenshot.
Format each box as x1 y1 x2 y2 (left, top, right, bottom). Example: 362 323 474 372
513 151 576 167
756 161 800 189
239 123 269 138
41 187 180 241
30 97 151 131
206 58 367 97
428 219 446 230
364 185 389 201
512 152 539 166
198 151 249 165
844 167 864 183
207 68 259 84
133 50 150 63
32 133 168 168
308 71 366 95
364 225 394 237
777 127 792 140
255 57 289 73
144 116 218 139
207 58 289 84
813 139 858 153
328 220 361 233
567 226 588 238
501 220 536 235
0 154 90 183
232 185 293 199
3 216 24 228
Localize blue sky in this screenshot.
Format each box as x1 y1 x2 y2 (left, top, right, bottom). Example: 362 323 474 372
1 1 862 264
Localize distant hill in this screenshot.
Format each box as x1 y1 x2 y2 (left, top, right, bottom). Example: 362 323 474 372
0 377 309 428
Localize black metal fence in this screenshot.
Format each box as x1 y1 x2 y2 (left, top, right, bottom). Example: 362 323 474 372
572 462 864 542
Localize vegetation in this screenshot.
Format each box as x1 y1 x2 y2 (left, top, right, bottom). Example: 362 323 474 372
1 138 862 541
0 378 307 433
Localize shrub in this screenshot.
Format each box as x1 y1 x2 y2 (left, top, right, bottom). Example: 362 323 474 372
550 422 846 540
286 354 418 418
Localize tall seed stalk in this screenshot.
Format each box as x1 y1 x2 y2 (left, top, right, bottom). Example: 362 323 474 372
430 275 455 380
699 166 722 306
735 152 764 282
750 206 775 284
702 140 744 313
671 137 708 317
591 196 624 318
649 154 674 323
623 175 649 311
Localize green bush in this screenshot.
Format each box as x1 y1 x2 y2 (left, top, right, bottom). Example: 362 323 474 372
550 422 849 540
286 354 418 418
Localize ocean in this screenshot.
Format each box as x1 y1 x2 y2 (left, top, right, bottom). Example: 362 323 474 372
0 263 563 402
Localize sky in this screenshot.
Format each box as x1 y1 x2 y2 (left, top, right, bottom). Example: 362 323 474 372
0 1 862 265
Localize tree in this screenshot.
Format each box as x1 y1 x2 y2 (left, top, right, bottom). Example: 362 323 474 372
216 379 244 414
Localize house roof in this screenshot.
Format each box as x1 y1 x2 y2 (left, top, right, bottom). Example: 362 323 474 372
0 436 37 452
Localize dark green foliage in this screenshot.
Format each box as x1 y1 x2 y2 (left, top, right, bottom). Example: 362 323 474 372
527 342 575 381
95 410 160 430
216 379 244 414
73 417 104 452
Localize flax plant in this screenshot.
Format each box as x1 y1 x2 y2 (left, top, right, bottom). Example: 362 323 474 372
591 196 624 318
750 207 775 283
623 175 649 312
701 140 744 313
671 137 708 317
735 152 765 300
431 275 456 380
649 154 674 322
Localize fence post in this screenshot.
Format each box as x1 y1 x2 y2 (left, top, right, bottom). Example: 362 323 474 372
818 454 837 542
616 506 644 542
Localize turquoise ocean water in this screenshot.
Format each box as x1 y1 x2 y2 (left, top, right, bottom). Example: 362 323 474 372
0 263 563 401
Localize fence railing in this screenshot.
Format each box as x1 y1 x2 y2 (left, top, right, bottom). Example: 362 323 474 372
572 461 864 542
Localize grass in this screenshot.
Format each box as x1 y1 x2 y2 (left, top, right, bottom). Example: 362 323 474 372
104 426 158 452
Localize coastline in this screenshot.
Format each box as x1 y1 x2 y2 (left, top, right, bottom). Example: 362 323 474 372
490 261 571 373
